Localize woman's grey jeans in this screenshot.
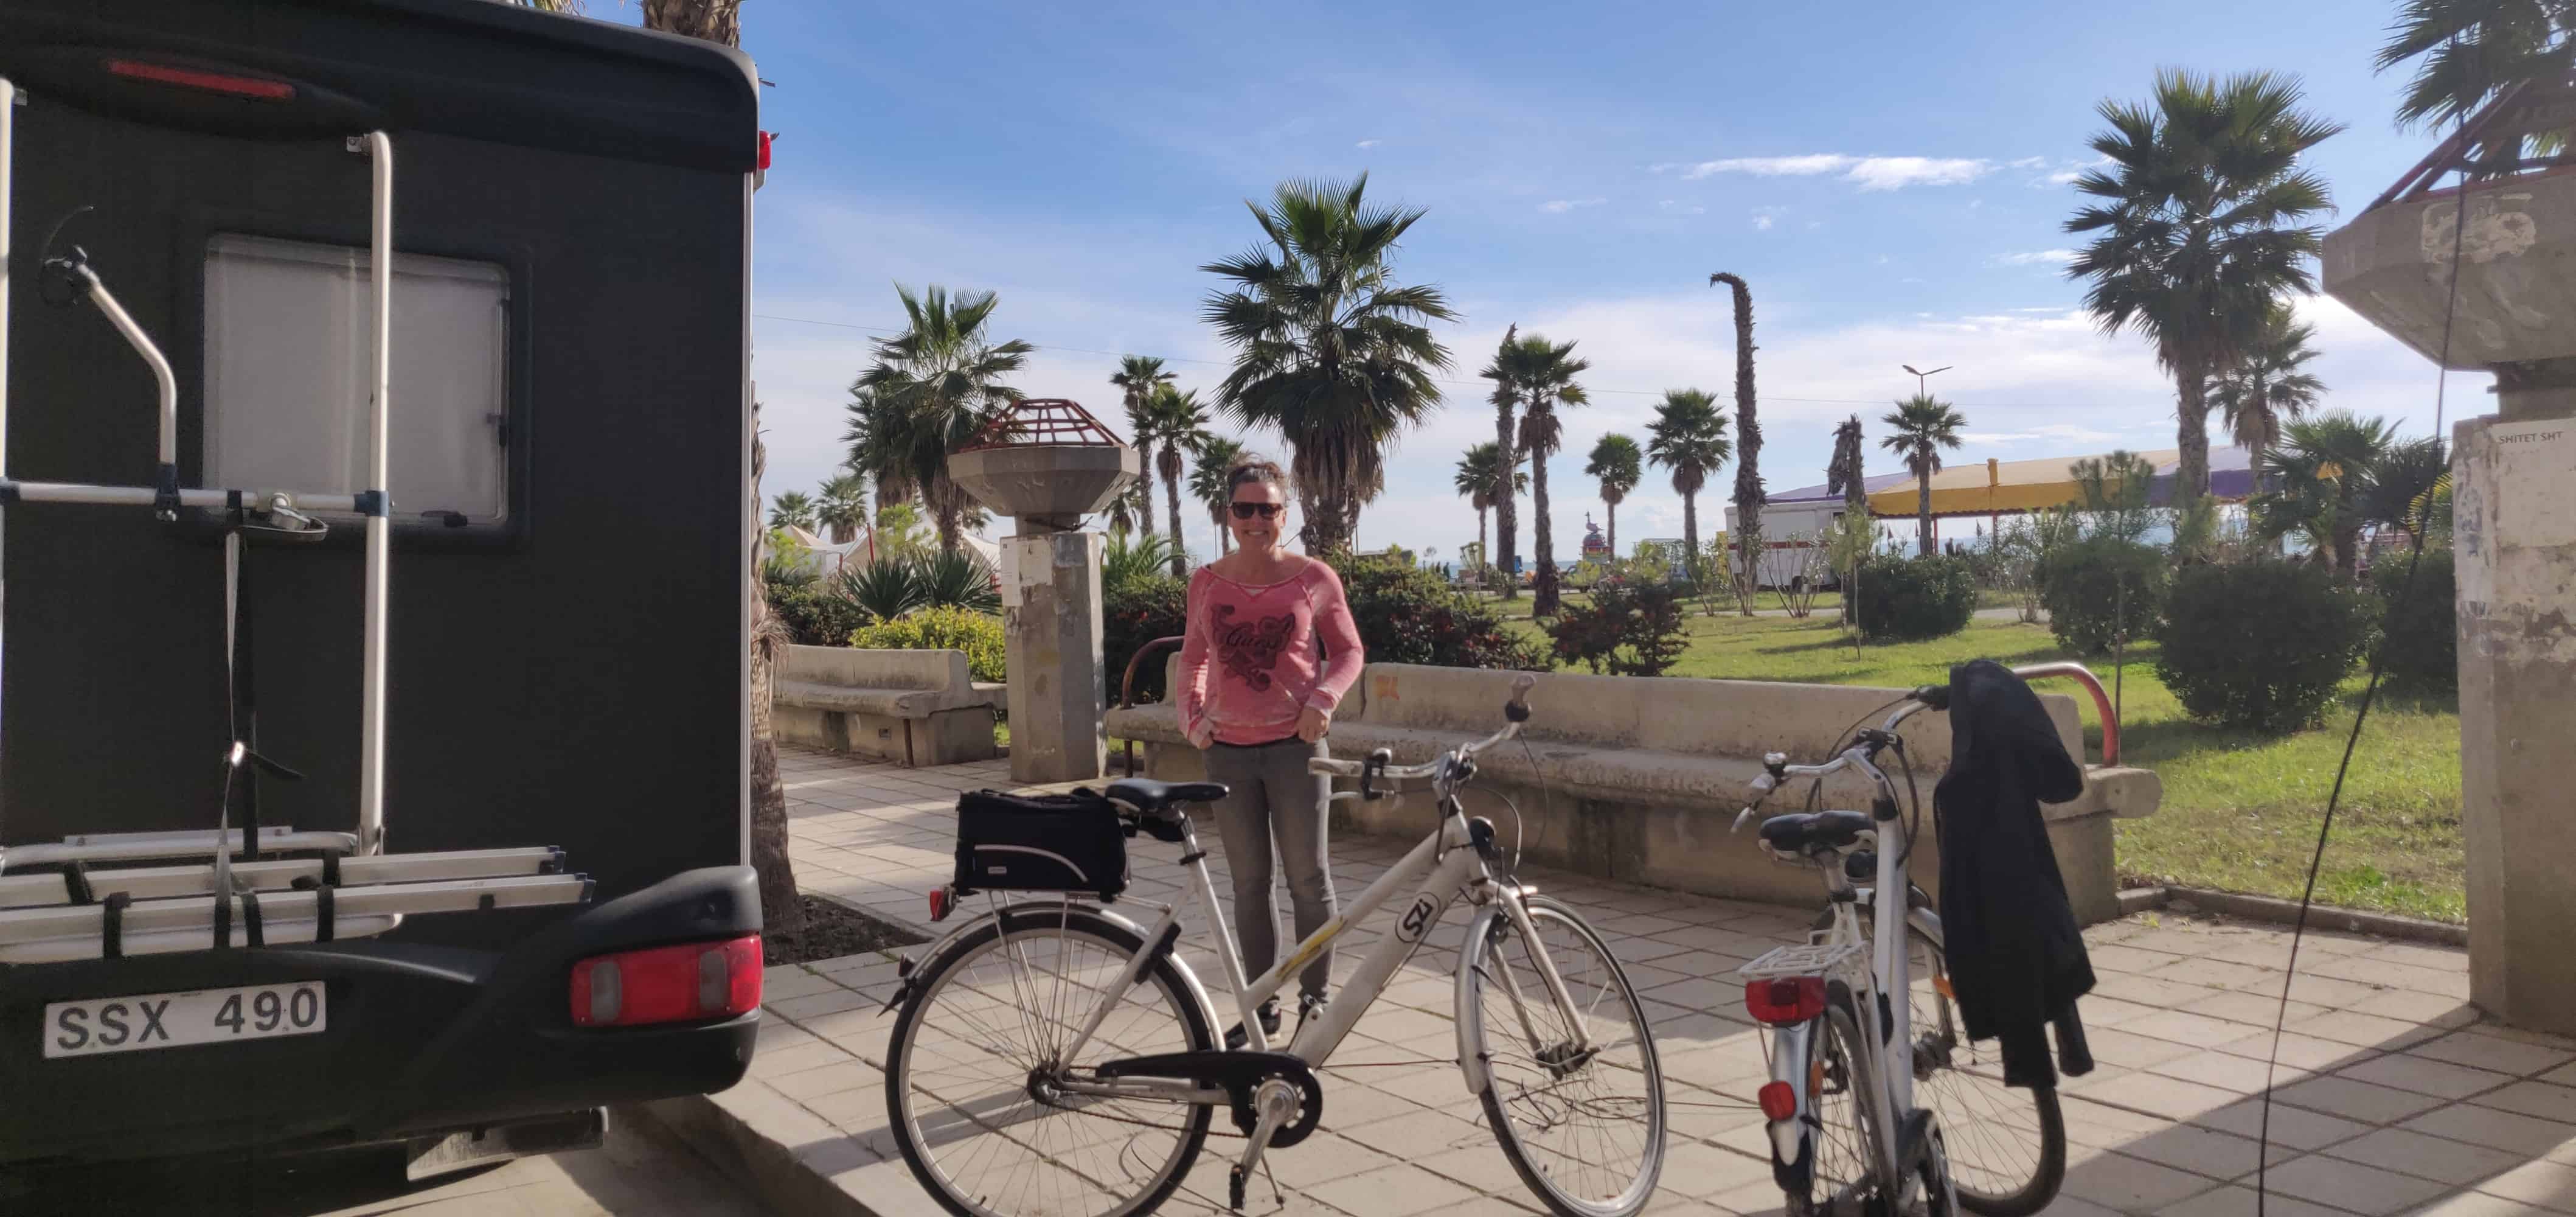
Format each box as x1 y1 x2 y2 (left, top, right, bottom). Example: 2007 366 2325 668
1199 736 1337 1002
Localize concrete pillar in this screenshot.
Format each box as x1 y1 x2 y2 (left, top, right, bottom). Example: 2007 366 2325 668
999 531 1108 784
2456 392 2576 1034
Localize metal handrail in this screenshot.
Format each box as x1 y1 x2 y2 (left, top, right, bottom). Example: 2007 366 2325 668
2010 661 2122 767
1114 635 1187 775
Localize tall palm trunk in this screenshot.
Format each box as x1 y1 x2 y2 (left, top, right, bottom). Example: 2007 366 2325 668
1530 442 1559 615
1162 467 1187 578
648 0 800 942
1605 500 1617 559
1679 492 1701 588
1712 273 1761 613
1493 401 1519 598
1917 460 1935 556
2175 359 2212 503
1476 507 1488 579
830 521 855 545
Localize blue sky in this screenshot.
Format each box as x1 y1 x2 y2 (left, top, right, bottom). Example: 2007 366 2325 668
671 0 2479 562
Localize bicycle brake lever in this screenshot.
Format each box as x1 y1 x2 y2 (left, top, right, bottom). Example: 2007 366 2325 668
1731 806 1756 835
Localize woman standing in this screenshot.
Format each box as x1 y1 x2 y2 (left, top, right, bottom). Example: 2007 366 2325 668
1178 459 1364 1044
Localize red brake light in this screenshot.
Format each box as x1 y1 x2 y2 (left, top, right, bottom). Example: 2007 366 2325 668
1758 1080 1798 1121
105 60 296 102
571 935 762 1028
927 886 950 922
1743 976 1828 1027
757 130 775 172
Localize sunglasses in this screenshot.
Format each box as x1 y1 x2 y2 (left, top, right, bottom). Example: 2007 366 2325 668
1228 502 1284 520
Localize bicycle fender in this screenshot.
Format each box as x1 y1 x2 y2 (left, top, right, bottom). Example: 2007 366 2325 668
880 901 1221 1036
1453 904 1508 1097
1767 1020 1813 1166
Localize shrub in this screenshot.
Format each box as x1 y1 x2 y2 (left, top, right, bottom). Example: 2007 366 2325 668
2036 536 2167 655
2156 561 2370 732
771 583 873 647
1104 574 1191 703
1542 577 1689 675
1853 554 1979 641
2372 546 2456 692
917 549 1001 614
850 605 1007 683
1330 554 1550 670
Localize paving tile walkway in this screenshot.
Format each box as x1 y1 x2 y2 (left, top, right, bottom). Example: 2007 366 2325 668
716 745 2572 1217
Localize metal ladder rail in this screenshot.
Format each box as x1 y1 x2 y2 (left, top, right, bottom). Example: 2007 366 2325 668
0 80 397 870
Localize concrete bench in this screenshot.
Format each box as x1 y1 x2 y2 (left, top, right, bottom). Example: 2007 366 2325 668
776 645 1002 767
1103 659 2161 924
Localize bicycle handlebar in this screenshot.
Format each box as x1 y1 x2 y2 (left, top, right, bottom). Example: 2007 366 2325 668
1309 674 1535 794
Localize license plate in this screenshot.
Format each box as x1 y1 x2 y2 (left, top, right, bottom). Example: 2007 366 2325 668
43 982 325 1058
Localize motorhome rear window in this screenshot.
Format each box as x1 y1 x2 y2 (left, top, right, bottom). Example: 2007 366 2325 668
203 234 509 525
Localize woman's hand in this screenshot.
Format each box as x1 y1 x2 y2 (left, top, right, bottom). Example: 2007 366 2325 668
1295 707 1330 743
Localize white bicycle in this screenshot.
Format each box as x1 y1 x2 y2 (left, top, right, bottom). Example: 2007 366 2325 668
1732 687 1969 1217
881 675 1667 1217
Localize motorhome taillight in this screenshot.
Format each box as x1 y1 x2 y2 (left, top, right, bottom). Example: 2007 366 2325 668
105 60 297 101
1743 976 1827 1026
570 935 762 1028
757 130 774 172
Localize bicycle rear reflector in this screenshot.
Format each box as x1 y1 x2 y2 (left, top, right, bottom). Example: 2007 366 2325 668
1743 976 1827 1026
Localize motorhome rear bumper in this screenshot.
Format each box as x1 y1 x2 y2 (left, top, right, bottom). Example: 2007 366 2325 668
0 865 760 1165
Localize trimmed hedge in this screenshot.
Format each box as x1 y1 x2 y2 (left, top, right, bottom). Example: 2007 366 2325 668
1330 554 1551 671
1105 574 1191 704
851 606 1007 684
1853 554 1979 641
2037 537 2167 655
2155 561 2370 733
2372 547 2457 693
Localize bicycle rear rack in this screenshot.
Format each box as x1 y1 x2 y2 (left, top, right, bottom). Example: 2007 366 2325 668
0 78 590 963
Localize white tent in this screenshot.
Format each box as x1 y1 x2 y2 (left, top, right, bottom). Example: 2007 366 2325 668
776 524 999 577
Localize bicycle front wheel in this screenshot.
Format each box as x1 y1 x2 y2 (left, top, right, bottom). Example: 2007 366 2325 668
1872 912 2066 1217
885 903 1215 1217
1459 894 1666 1217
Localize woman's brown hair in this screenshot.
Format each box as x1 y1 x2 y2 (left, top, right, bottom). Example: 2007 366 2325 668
1223 458 1290 501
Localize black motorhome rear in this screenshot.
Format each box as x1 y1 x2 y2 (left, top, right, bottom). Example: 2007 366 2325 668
0 0 762 1168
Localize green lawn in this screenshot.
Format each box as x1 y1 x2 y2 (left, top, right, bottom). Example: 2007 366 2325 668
1501 612 2465 922
1481 586 2021 621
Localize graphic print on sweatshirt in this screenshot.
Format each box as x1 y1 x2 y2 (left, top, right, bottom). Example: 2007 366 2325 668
1213 604 1297 692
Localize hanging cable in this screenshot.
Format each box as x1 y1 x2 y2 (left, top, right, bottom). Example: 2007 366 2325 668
2254 130 2474 1217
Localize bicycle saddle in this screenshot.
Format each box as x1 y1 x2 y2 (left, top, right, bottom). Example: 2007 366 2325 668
1106 778 1227 813
1756 809 1873 853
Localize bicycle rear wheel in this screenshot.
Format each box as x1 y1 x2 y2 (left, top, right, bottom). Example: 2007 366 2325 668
1871 912 2066 1217
1798 985 1886 1217
885 904 1214 1217
1459 894 1666 1217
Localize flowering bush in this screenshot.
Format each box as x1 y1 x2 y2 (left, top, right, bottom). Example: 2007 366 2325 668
1331 554 1550 671
1542 577 1689 675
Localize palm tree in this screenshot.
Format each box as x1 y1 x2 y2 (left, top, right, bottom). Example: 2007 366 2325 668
641 0 796 940
1145 384 1211 577
1186 435 1251 555
1478 326 1527 598
2378 2 2576 172
1501 332 1590 615
850 284 1032 553
768 490 818 532
1710 273 1763 614
1202 174 1457 552
1826 415 1867 511
1109 355 1175 540
2213 301 2327 459
1879 395 1968 556
2066 70 2344 501
2367 436 2449 537
815 472 868 544
2252 411 2397 584
1585 434 1643 559
1646 388 1732 588
1454 441 1524 584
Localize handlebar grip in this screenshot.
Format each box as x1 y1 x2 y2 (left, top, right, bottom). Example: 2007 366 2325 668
1504 674 1536 723
1912 683 1950 710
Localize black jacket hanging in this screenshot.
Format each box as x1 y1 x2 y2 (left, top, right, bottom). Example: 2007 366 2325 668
1934 658 2097 1089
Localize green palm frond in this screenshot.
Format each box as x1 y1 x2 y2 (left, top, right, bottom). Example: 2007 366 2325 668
1646 389 1730 498
1877 394 1966 479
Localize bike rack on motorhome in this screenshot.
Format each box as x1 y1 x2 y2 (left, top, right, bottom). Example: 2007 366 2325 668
0 85 589 965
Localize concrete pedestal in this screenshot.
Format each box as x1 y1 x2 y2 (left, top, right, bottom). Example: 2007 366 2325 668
2457 405 2576 1034
1000 531 1108 783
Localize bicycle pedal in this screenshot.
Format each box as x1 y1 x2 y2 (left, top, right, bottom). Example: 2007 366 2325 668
1227 1163 1246 1211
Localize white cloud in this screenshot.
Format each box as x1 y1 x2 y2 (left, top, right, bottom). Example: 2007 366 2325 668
1752 205 1787 231
1356 139 1380 149
2040 156 2114 186
1656 198 1705 215
1676 153 1993 190
2009 156 2048 169
1995 249 2078 267
1538 197 1607 214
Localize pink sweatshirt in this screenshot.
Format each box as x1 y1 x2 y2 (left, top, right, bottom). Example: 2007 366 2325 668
1177 559 1366 747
